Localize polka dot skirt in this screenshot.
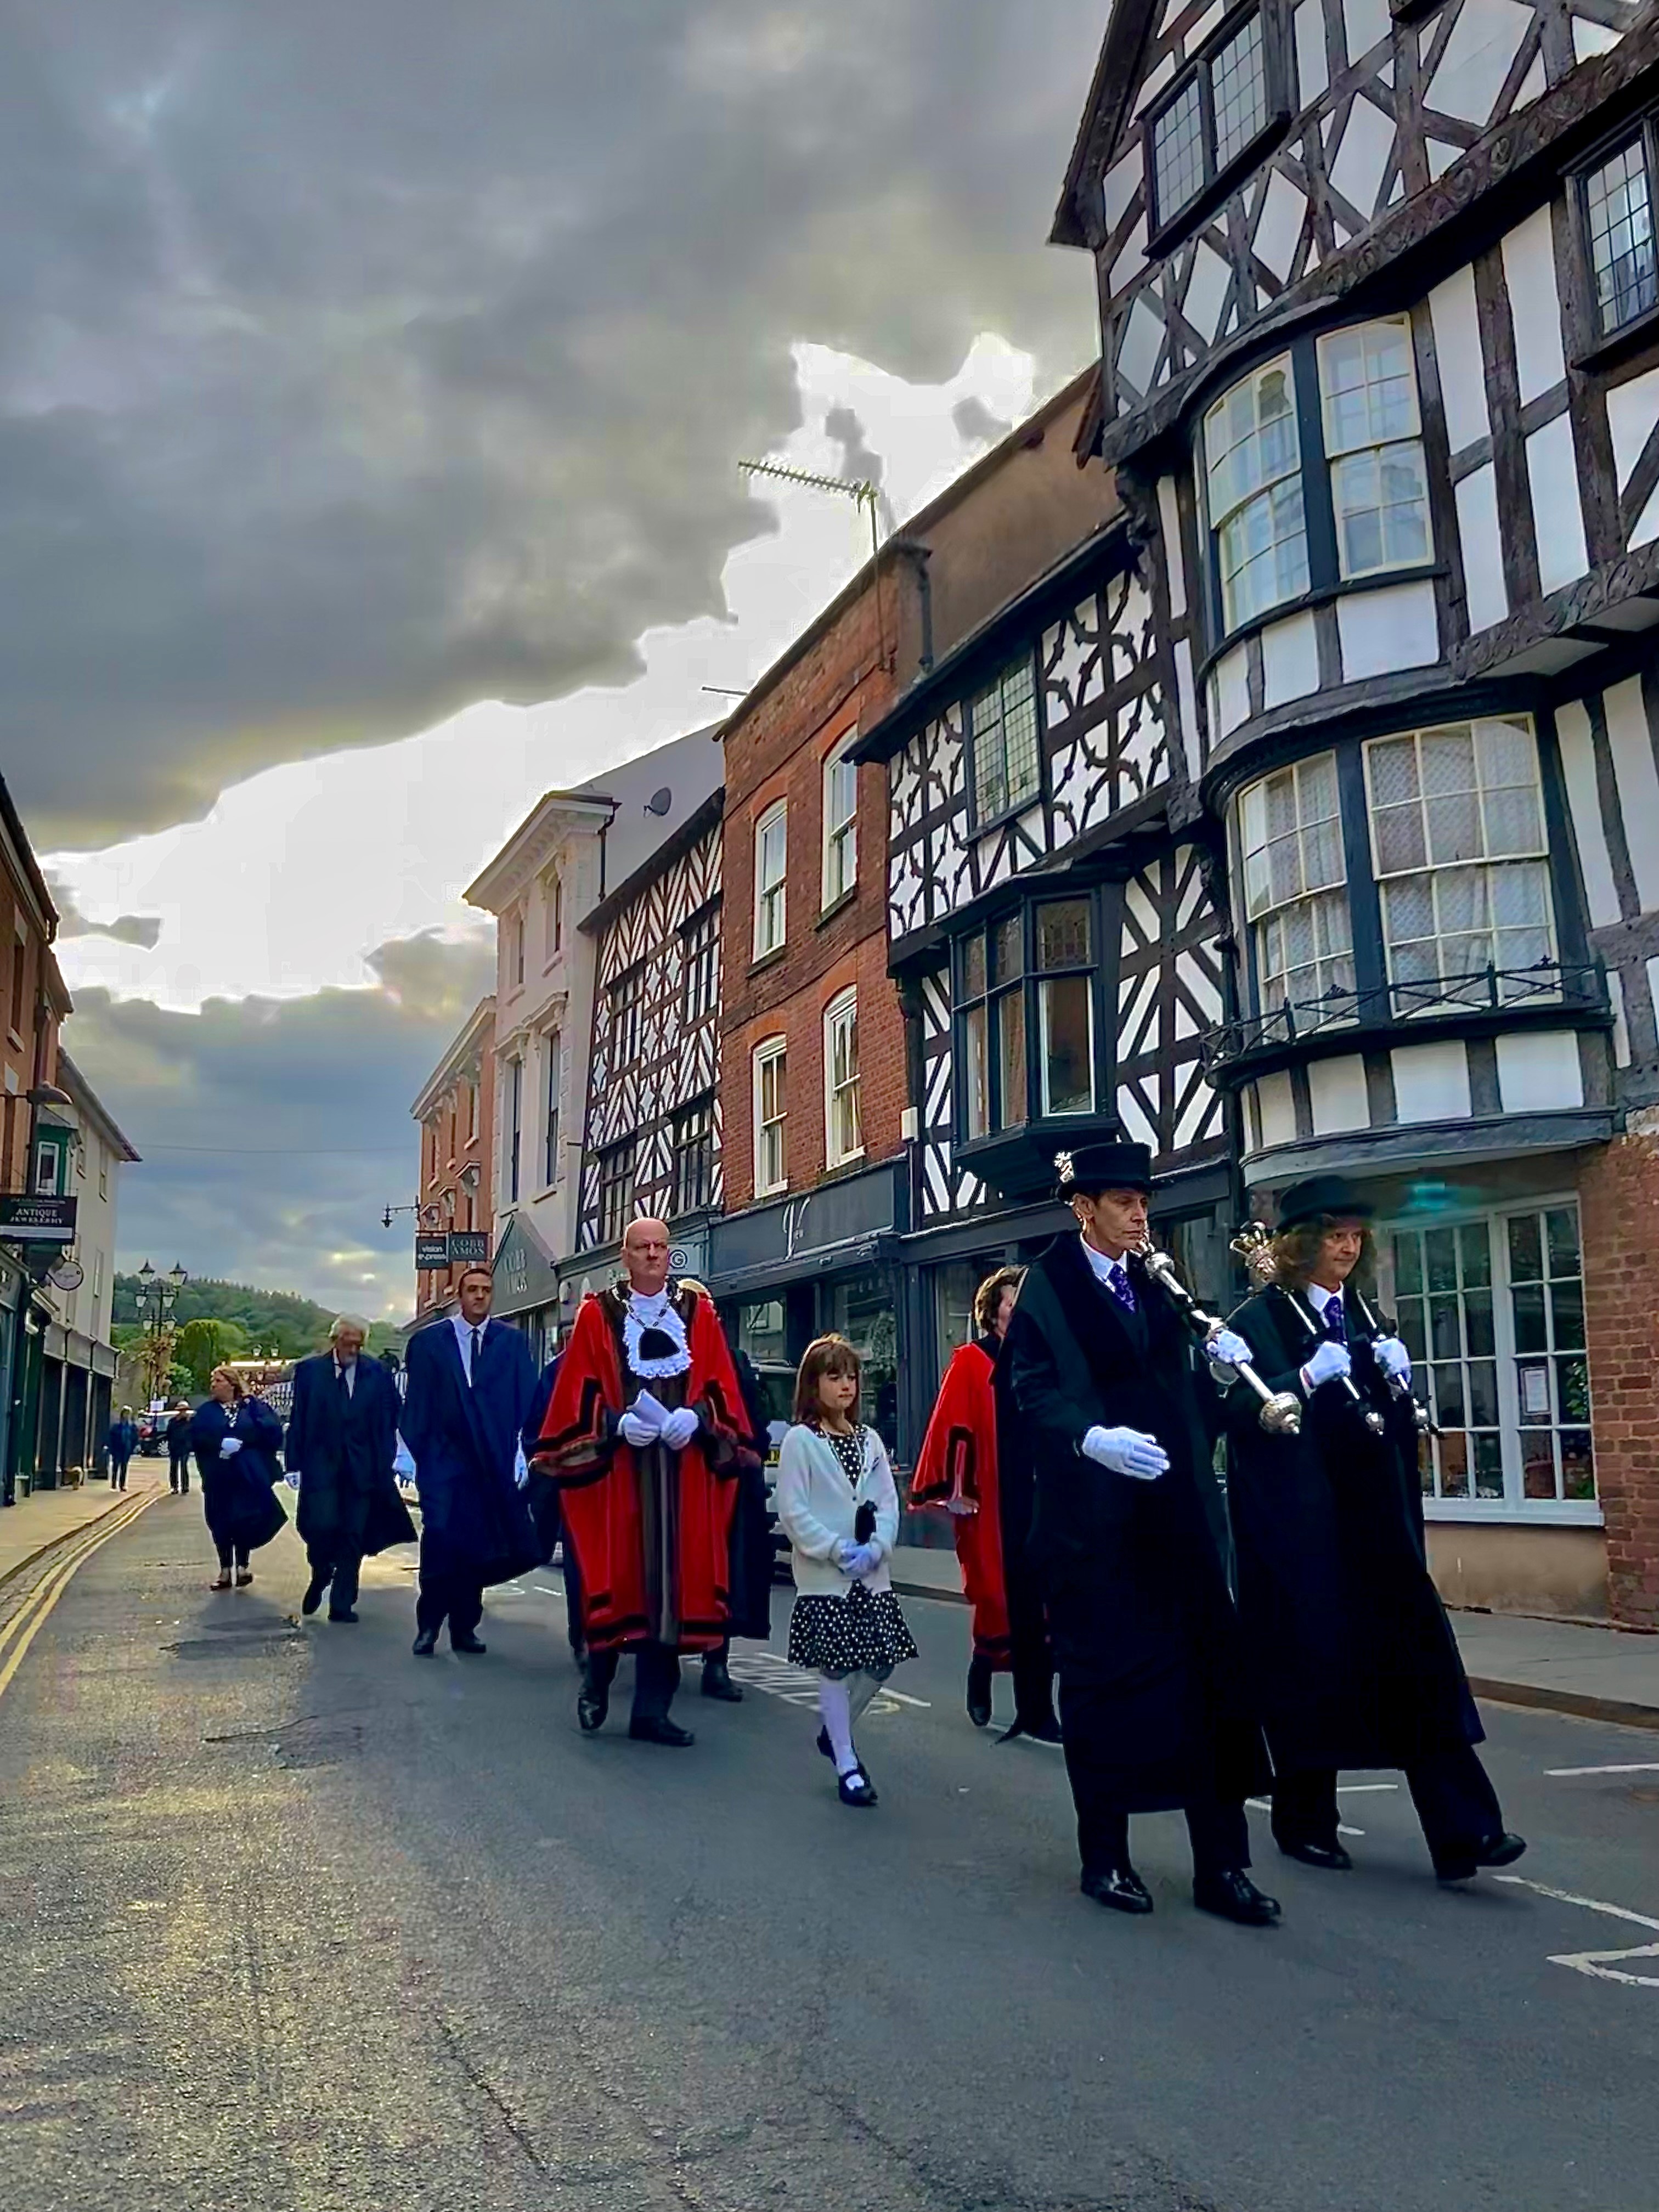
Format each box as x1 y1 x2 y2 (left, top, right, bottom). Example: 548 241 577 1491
789 1583 918 1679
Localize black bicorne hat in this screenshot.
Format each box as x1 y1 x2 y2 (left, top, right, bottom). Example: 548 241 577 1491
1054 1140 1154 1199
1276 1174 1374 1229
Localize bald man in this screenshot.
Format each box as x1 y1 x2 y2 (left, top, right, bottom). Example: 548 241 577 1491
536 1219 746 1745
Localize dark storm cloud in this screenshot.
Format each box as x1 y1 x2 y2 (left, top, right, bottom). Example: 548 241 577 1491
2 2 1104 845
60 932 498 1308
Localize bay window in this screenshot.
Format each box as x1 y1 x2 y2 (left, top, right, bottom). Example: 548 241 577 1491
955 894 1101 1141
1364 717 1556 1013
1202 318 1432 641
1237 752 1353 1029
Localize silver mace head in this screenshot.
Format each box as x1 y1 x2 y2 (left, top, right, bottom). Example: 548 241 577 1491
1259 1391 1302 1436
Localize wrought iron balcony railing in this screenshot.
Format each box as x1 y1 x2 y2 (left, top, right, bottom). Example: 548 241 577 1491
1200 961 1606 1077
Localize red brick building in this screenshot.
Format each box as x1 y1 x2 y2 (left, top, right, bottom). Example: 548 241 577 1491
409 995 496 1325
709 373 1117 1453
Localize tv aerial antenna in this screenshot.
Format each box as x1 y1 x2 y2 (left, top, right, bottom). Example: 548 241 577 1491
737 457 892 674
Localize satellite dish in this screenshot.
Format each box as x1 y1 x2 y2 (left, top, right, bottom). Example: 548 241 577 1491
48 1257 84 1292
644 787 673 817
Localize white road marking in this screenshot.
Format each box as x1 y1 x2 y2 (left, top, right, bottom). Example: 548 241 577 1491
1545 1763 1659 1778
1336 1784 1400 1794
1245 1797 1364 1836
1495 1877 1659 1988
879 1688 933 1709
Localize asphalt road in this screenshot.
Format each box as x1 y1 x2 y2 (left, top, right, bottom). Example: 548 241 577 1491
1 1500 1656 2212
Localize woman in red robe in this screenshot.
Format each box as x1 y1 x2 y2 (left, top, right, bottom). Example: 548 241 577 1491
911 1266 1057 1740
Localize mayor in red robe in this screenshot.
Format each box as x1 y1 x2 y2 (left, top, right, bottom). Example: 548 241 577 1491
535 1217 743 1747
911 1265 1057 1740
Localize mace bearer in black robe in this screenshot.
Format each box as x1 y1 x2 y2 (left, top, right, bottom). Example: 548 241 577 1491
1220 1176 1526 1884
1004 1139 1281 1928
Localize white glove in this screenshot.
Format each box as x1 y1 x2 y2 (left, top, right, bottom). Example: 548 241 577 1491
618 1410 658 1449
514 1443 531 1489
833 1538 864 1573
218 1436 243 1458
945 1493 977 1517
1301 1341 1352 1391
843 1542 879 1578
1372 1335 1412 1386
285 1469 300 1492
1206 1328 1253 1372
660 1406 700 1451
628 1389 667 1435
1081 1425 1169 1479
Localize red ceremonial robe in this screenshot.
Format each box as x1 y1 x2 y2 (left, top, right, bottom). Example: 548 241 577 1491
535 1285 743 1655
910 1339 1011 1666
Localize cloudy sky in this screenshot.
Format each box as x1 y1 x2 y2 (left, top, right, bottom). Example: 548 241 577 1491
18 1 1107 1314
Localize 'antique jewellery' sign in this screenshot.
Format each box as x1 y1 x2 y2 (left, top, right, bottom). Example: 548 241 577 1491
0 1193 77 1243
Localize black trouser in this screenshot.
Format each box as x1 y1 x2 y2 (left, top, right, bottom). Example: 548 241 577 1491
1007 1568 1055 1726
307 1541 363 1617
587 1639 681 1725
169 1451 191 1494
1272 1747 1503 1874
214 1540 251 1573
415 1534 483 1640
560 1541 586 1656
110 1456 129 1491
1061 1682 1250 1880
703 1635 730 1672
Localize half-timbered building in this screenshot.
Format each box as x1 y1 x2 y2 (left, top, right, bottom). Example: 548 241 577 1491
569 789 725 1301
1051 0 1659 1623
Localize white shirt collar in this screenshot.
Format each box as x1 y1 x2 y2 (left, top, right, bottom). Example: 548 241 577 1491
1079 1234 1129 1283
450 1310 487 1379
1308 1282 1345 1310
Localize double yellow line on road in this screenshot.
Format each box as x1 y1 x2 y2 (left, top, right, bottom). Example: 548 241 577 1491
0 1489 160 1705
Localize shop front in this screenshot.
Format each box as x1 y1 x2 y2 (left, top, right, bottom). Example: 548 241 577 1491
490 1210 562 1369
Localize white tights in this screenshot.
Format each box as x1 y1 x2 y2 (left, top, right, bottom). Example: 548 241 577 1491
818 1671 887 1776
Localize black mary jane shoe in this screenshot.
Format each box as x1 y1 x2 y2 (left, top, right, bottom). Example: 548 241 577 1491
1277 1837 1353 1872
837 1767 878 1808
1193 1870 1282 1927
966 1655 994 1730
411 1628 438 1657
701 1661 744 1702
629 1716 696 1747
450 1632 487 1655
1081 1866 1154 1915
301 1575 329 1618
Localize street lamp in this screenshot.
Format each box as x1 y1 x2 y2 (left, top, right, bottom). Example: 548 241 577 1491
134 1261 188 1408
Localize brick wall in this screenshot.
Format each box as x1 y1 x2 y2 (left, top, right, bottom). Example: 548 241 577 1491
1578 1126 1659 1627
719 582 906 1210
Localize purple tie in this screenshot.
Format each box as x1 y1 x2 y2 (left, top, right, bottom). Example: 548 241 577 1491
1324 1295 1346 1342
1107 1261 1138 1314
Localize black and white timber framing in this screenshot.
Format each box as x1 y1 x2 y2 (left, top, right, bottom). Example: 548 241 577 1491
573 792 725 1255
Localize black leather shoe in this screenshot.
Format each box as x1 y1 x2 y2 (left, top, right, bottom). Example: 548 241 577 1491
450 1632 487 1655
1476 1831 1527 1867
301 1574 329 1618
1081 1866 1154 1915
701 1661 743 1702
966 1655 994 1729
1194 1870 1282 1926
577 1681 608 1733
412 1628 438 1657
629 1716 695 1747
1277 1837 1353 1871
328 1609 358 1624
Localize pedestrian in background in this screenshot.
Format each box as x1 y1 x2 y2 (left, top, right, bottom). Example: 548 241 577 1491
190 1367 287 1590
106 1407 138 1490
1220 1178 1525 1886
166 1401 193 1494
776 1335 916 1809
285 1314 415 1623
400 1266 538 1656
522 1350 585 1665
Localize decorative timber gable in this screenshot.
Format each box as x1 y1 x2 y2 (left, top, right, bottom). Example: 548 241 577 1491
1056 0 1651 453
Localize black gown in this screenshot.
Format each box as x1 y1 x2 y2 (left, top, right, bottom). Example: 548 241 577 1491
1005 1234 1268 1830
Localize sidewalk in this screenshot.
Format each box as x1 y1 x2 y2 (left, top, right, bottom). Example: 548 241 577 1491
0 1466 169 1588
890 1544 1659 1731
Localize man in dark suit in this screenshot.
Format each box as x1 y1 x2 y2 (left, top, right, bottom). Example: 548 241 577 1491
166 1402 194 1494
400 1266 538 1656
106 1408 139 1489
1005 1140 1279 1929
285 1316 416 1622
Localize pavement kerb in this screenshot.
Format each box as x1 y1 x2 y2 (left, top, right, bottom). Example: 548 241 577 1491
891 1571 1659 1734
0 1487 154 1597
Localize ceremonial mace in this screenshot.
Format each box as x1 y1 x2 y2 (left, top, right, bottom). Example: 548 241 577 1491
1135 1239 1302 1436
1231 1223 1393 1438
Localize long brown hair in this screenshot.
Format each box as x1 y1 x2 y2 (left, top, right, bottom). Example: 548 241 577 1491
1270 1217 1377 1290
793 1333 861 1426
972 1264 1024 1336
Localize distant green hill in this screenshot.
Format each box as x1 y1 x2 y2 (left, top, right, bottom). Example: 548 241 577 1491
111 1274 403 1362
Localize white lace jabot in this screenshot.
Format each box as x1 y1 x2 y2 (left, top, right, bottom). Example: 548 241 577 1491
622 1285 691 1380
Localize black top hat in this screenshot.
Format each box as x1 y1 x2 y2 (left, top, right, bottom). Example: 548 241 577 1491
1276 1174 1374 1229
1054 1140 1154 1199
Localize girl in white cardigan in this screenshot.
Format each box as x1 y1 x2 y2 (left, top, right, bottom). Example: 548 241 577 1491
776 1335 917 1807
